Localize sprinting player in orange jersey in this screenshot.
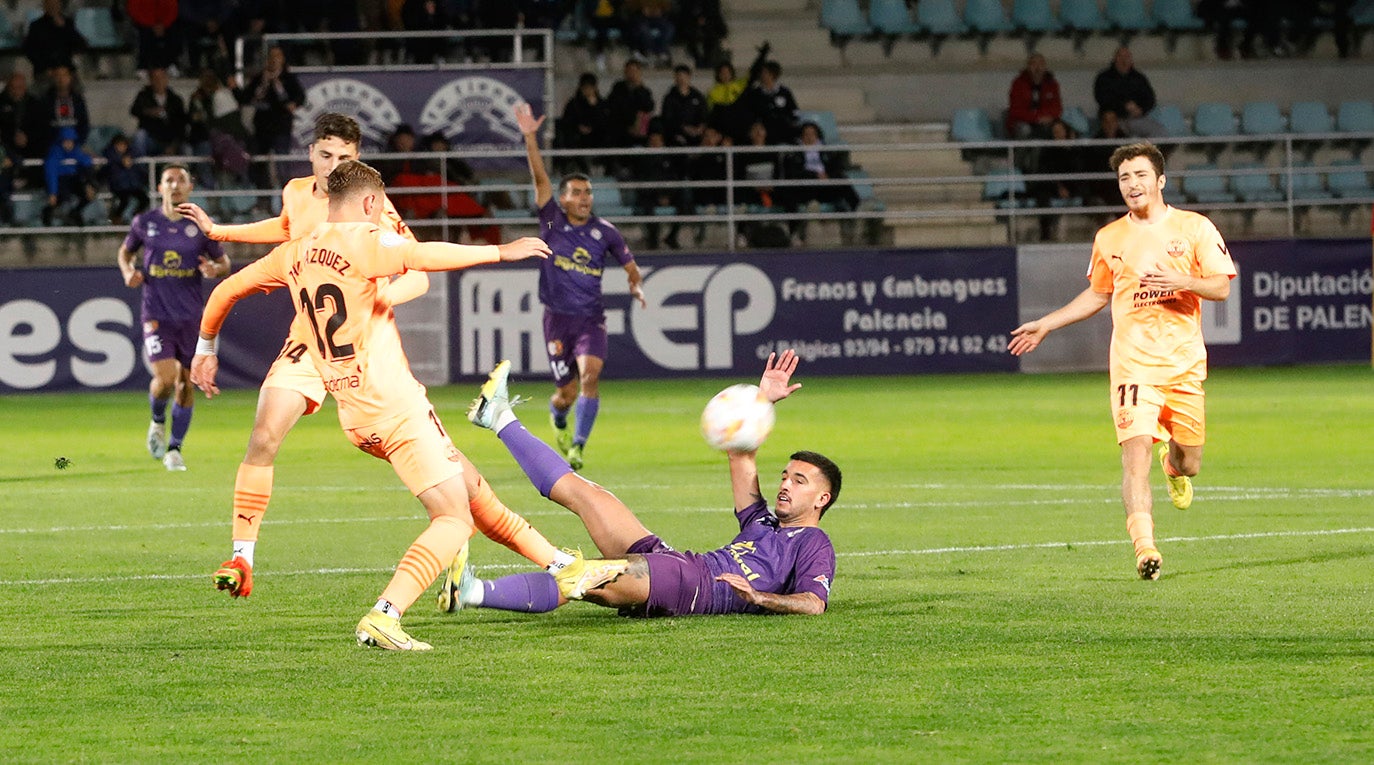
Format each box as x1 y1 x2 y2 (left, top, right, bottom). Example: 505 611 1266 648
191 160 612 649
181 113 575 600
1008 142 1236 581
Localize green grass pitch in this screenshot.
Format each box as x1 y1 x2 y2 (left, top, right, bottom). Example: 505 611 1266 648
0 365 1371 763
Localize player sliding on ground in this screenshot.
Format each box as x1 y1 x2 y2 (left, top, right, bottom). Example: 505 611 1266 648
442 349 839 617
191 160 614 650
186 113 576 601
1009 142 1236 581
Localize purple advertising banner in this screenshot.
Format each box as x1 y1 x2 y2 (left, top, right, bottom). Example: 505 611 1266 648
447 247 1021 380
0 268 294 393
290 69 545 152
1205 239 1372 367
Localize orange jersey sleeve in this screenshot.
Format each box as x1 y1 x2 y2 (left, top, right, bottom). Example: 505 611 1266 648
200 241 298 338
1088 208 1237 385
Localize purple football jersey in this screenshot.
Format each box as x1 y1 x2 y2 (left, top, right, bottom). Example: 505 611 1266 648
537 198 633 317
123 208 223 323
700 500 836 614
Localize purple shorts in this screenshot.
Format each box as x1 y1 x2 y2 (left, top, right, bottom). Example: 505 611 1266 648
142 318 198 366
542 309 608 387
625 534 717 617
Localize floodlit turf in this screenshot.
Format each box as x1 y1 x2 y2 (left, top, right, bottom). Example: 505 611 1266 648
0 365 1371 763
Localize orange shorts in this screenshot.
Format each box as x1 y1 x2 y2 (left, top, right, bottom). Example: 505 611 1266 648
345 405 465 496
1109 379 1206 446
261 334 326 415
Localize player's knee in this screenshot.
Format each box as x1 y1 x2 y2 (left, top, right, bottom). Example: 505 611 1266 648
245 428 284 463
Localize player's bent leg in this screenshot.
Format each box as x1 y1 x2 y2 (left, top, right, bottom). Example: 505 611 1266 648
575 555 649 608
548 474 654 558
1159 443 1194 510
244 386 311 465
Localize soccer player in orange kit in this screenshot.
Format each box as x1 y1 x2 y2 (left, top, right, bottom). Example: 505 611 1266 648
1009 142 1236 581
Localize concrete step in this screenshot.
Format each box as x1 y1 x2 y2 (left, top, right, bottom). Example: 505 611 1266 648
885 217 1012 248
726 0 811 16
726 19 843 71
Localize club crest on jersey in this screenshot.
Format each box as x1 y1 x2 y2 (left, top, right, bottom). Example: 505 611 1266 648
420 78 526 144
146 222 158 238
292 78 403 149
185 224 199 238
812 574 832 593
590 228 602 241
1116 408 1134 429
547 340 564 356
1167 239 1187 258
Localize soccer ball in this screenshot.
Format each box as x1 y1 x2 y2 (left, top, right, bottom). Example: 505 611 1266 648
700 384 775 452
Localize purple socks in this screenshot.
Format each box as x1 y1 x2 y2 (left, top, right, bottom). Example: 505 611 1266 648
573 395 599 446
497 421 574 498
169 403 193 450
479 572 561 613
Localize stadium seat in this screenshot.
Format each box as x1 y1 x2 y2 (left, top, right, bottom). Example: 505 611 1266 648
1151 0 1204 50
1062 105 1092 136
1231 162 1284 203
1336 100 1374 133
819 0 873 50
1151 104 1191 138
1104 0 1152 40
1326 159 1373 198
1192 102 1237 137
1288 162 1334 201
1059 0 1109 50
74 7 125 51
847 169 886 211
589 177 634 217
0 9 20 51
1179 163 1235 204
84 124 122 154
1289 102 1335 160
868 0 921 55
1012 0 1062 35
915 0 967 54
981 166 1028 208
1240 101 1286 136
964 0 1014 52
951 108 996 143
10 192 45 227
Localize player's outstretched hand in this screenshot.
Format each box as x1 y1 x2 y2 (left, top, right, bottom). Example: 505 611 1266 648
758 349 802 403
497 237 551 262
514 103 545 137
1008 320 1048 356
190 353 220 399
175 202 215 234
715 573 764 606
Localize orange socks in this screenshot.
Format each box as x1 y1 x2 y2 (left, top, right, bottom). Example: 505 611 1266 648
380 515 473 614
1126 511 1156 556
231 463 273 543
468 475 558 568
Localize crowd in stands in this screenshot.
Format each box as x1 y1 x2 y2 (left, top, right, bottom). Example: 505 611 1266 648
1197 0 1356 60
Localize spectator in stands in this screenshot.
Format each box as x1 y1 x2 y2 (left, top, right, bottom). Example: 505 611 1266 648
128 0 185 74
706 43 769 143
661 65 707 148
101 133 150 225
1006 52 1062 140
476 1 520 63
38 64 90 153
224 0 274 73
1029 119 1084 241
375 123 420 185
239 44 304 186
187 68 250 187
130 67 188 157
677 0 727 69
607 58 655 151
23 0 90 80
0 142 14 225
1085 110 1128 205
634 122 684 249
743 60 799 145
179 0 234 76
1197 0 1247 59
556 73 611 173
686 122 729 204
1289 1 1354 59
1092 47 1164 138
42 125 97 226
782 120 859 245
403 0 450 65
0 71 46 186
519 0 566 33
627 0 676 67
587 0 622 72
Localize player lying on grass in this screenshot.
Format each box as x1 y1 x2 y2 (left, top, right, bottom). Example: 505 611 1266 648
444 349 838 617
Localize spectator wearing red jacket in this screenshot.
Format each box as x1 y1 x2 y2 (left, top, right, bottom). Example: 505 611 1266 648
1006 52 1061 139
128 0 184 73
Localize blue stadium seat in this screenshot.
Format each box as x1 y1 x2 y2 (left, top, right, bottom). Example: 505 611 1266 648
1326 159 1372 198
1012 0 1062 34
1241 101 1286 136
1151 0 1204 50
916 0 967 53
869 0 921 55
1151 104 1191 137
1289 162 1334 201
74 7 125 51
1231 162 1283 203
10 193 45 227
981 166 1028 208
1180 163 1234 204
1192 102 1237 137
1061 105 1092 136
1059 0 1109 51
798 110 842 145
847 169 886 211
1104 0 1152 35
820 0 873 49
1336 100 1374 133
0 9 20 51
1290 102 1334 134
589 177 634 217
84 124 122 154
951 108 996 143
964 0 1014 33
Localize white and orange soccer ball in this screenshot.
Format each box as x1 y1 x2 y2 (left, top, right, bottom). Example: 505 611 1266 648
700 384 775 452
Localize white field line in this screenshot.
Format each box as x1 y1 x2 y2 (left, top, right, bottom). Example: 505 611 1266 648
2 527 1371 588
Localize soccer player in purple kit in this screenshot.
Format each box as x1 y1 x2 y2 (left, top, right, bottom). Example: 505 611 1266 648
516 103 647 471
117 164 230 471
444 349 839 617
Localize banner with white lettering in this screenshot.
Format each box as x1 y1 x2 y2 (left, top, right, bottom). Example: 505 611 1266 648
291 69 544 153
0 268 293 393
1207 239 1372 366
448 247 1021 379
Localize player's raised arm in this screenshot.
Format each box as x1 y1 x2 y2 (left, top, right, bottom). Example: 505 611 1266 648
728 350 802 511
178 200 291 244
388 236 550 274
516 103 553 207
1008 287 1111 356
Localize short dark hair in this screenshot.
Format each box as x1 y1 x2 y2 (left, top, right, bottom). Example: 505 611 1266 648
1109 142 1165 176
314 112 362 147
791 450 842 516
673 64 692 75
763 61 782 79
558 172 591 197
577 72 598 89
327 159 384 200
